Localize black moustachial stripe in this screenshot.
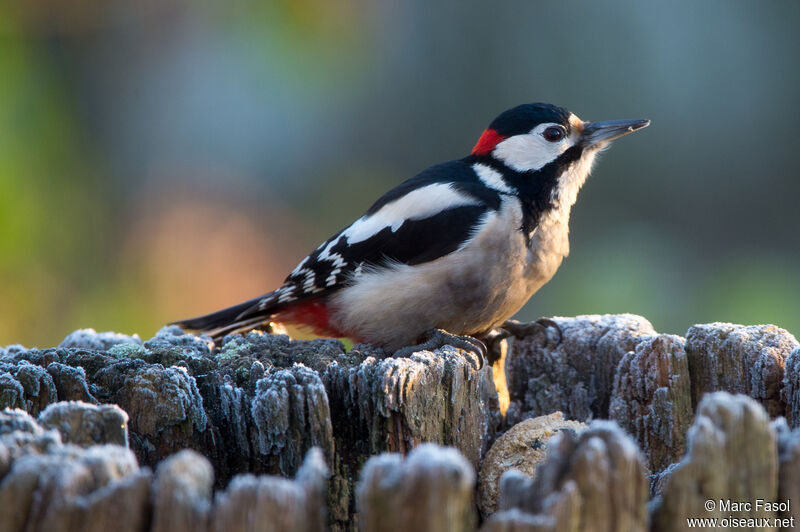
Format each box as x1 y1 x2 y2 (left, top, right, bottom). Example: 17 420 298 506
467 143 583 244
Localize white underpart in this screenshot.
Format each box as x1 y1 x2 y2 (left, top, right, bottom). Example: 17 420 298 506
492 122 576 172
472 163 514 194
338 183 481 245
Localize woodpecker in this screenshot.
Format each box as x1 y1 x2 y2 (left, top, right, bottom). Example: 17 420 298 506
174 103 649 364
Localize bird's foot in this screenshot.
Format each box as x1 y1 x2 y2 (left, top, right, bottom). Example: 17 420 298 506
481 318 562 366
480 329 510 367
393 329 486 371
489 317 563 348
500 318 563 345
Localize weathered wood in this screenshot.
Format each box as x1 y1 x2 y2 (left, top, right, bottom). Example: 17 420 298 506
0 406 330 532
650 391 778 531
505 314 656 425
478 412 584 518
686 323 798 416
152 450 214 532
357 443 476 532
38 400 129 447
5 316 800 530
486 420 649 532
2 326 493 530
609 334 692 472
212 447 329 532
780 345 800 427
773 417 800 524
0 408 149 532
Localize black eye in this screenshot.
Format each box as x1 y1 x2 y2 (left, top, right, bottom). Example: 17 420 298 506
543 126 565 142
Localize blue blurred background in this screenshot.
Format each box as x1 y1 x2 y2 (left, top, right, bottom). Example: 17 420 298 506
1 0 798 347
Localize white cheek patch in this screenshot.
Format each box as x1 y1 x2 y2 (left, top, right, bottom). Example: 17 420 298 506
342 183 481 245
492 122 576 172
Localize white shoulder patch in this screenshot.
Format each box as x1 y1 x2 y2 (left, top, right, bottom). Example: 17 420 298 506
472 163 514 194
342 183 481 245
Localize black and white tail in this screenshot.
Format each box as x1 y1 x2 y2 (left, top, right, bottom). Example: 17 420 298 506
171 294 274 341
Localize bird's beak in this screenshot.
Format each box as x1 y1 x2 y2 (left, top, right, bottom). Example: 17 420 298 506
582 119 650 147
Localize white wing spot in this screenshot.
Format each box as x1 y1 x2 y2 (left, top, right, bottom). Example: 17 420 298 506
326 270 340 286
330 253 346 269
302 270 316 292
277 286 296 303
318 238 340 261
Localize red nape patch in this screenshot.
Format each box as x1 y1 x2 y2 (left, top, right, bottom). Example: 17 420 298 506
274 298 349 339
471 128 506 156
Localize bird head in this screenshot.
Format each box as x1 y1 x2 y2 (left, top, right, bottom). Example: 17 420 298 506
470 102 649 211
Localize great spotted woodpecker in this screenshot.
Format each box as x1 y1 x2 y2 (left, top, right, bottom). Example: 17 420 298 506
174 103 649 364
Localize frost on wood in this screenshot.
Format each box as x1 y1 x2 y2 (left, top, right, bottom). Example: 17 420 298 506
5 316 800 530
478 412 585 518
774 418 800 523
0 408 150 532
505 314 656 425
357 443 476 532
212 447 329 532
686 323 798 416
650 392 778 531
2 326 492 530
250 364 334 474
486 420 648 532
59 328 142 351
609 334 692 472
38 400 129 447
780 345 800 427
323 344 491 527
151 450 214 532
0 407 330 532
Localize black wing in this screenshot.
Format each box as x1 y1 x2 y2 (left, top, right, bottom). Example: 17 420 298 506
269 159 503 305
173 159 503 336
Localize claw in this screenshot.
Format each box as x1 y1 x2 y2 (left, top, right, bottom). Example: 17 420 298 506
393 329 486 370
499 318 563 346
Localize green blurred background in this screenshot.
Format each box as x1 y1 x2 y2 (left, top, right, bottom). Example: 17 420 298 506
1 0 798 347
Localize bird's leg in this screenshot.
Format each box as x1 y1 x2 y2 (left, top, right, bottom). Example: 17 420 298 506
393 329 486 370
499 318 563 345
480 328 510 367
481 318 562 367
